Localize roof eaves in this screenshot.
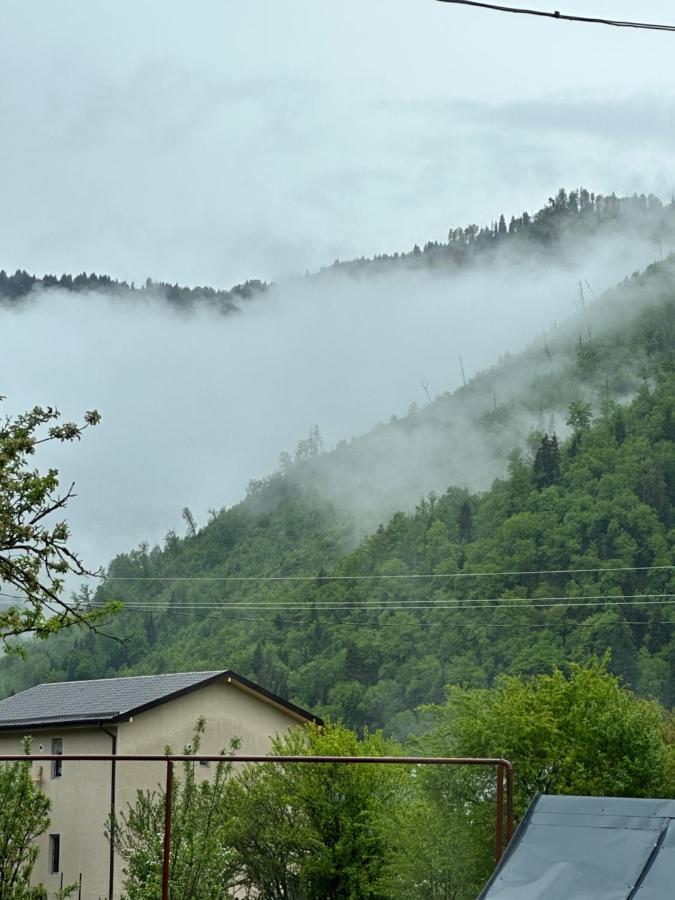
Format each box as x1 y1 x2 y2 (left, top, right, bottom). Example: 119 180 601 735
0 715 129 733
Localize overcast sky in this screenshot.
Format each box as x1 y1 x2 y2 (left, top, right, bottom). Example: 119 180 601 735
1 1 675 287
2 1 675 571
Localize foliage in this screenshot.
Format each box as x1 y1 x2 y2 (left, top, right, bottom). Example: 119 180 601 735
226 723 405 900
3 356 675 728
2 187 675 899
532 433 560 488
378 794 478 900
426 661 671 801
111 720 405 900
109 718 239 900
0 738 51 900
408 663 675 895
0 401 119 651
2 247 675 742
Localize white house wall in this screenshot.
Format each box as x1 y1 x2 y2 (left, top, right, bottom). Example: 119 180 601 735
0 677 307 900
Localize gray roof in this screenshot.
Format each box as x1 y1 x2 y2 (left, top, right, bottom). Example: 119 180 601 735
0 670 320 729
479 794 675 900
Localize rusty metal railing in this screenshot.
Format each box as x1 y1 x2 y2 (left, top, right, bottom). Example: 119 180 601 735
1 753 514 900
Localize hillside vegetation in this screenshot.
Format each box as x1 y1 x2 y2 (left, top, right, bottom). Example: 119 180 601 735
1 235 674 736
2 187 673 313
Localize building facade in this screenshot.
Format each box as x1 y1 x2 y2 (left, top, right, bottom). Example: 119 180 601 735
0 670 319 900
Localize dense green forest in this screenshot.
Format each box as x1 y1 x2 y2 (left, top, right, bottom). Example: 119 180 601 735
1 243 674 737
2 186 675 900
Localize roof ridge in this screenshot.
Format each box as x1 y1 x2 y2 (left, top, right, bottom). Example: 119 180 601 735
33 669 228 689
0 669 321 730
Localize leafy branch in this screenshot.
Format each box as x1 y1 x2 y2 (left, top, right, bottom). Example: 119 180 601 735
0 400 120 652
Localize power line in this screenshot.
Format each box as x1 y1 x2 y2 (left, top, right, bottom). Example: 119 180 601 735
435 1 675 32
87 592 675 612
107 606 675 630
3 565 672 607
334 618 674 630
103 564 675 583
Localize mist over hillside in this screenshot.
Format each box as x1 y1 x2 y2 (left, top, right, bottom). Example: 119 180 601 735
288 254 675 533
1 190 671 570
6 7 675 895
2 246 674 724
2 187 675 732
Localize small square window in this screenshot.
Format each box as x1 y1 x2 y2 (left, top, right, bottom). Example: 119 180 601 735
199 759 210 768
49 834 60 874
51 738 63 779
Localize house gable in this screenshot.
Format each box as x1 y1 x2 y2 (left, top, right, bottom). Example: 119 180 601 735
0 669 321 732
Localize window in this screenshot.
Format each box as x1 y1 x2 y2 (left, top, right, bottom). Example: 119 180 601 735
199 759 210 768
51 738 63 778
49 834 60 874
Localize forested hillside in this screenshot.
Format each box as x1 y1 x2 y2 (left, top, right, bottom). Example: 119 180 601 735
323 188 674 275
0 268 268 314
283 254 675 529
2 188 673 314
1 248 674 736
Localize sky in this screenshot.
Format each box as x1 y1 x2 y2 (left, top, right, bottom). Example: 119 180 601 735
1 1 675 287
2 0 675 572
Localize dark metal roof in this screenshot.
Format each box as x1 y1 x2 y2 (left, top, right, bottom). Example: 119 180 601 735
479 794 675 900
0 670 321 730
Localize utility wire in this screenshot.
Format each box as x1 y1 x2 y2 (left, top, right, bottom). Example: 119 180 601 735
435 1 675 32
85 593 675 612
182 591 671 604
103 564 675 583
334 617 673 630
109 606 675 630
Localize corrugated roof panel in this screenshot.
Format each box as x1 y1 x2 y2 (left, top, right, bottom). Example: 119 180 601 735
534 795 675 819
0 671 225 726
479 795 675 900
634 820 675 899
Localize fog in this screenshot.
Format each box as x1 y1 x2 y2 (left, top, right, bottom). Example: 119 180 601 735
3 1 675 578
2 3 675 287
0 225 663 572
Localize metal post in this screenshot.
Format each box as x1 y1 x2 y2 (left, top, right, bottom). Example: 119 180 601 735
0 751 515 885
161 759 174 900
505 761 515 840
495 764 504 862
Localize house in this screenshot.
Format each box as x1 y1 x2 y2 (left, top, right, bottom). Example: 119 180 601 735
479 793 675 899
0 670 320 900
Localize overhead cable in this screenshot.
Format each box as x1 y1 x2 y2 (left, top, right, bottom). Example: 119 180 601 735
435 0 675 32
85 592 675 612
103 606 675 630
103 564 675 583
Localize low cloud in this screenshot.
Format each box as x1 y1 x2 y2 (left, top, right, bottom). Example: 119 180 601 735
1 52 675 289
0 223 662 571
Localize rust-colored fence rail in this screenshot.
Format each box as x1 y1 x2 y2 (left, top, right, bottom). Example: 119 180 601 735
1 753 514 900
